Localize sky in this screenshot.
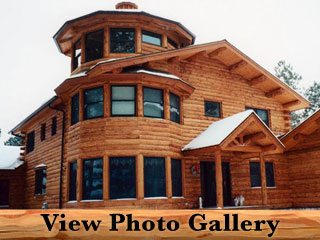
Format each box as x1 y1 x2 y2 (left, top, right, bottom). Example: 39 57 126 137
0 0 320 144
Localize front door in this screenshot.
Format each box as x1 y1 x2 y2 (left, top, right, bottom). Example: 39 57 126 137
200 161 232 207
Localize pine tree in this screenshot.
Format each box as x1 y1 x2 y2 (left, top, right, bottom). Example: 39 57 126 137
302 81 320 119
4 135 21 146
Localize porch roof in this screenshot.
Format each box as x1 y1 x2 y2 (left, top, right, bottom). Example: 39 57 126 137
182 110 285 154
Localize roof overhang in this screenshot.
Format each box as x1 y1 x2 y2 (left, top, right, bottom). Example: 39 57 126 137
182 110 285 156
86 40 309 111
281 109 320 150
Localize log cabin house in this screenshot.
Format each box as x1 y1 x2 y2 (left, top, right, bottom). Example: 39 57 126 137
3 2 319 210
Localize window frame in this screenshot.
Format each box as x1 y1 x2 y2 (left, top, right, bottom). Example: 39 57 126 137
204 100 222 118
142 30 162 47
40 123 46 141
110 28 136 53
71 93 79 125
245 106 270 127
83 86 104 120
35 168 47 195
85 29 104 63
110 85 137 117
169 92 181 124
51 117 57 136
143 86 164 119
26 131 35 154
72 39 81 71
82 158 103 201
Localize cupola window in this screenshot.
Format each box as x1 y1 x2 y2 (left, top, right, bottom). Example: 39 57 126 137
72 39 81 71
71 93 79 125
110 28 135 53
85 29 104 62
83 87 104 120
111 86 136 116
143 87 164 119
142 30 162 46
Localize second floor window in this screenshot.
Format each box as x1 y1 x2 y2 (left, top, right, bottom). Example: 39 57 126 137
51 117 57 136
84 87 104 120
110 28 135 53
71 93 79 125
26 131 35 153
142 30 162 46
111 86 136 116
85 29 104 62
246 107 269 127
35 168 46 195
72 39 81 71
143 87 164 119
205 101 221 118
40 123 46 141
170 93 180 123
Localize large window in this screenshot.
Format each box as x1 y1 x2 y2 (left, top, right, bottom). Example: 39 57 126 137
142 30 162 46
144 157 166 198
40 123 46 141
26 131 35 153
72 39 81 71
69 161 77 201
110 28 135 53
85 29 104 62
143 87 164 119
266 162 275 187
171 159 182 197
111 86 136 116
83 87 104 120
51 117 57 136
0 180 9 206
82 158 103 200
170 93 180 123
71 93 79 125
109 157 136 199
35 168 46 195
246 107 269 126
250 162 261 188
205 101 221 118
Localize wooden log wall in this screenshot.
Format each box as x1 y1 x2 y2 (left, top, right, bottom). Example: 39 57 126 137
286 128 320 207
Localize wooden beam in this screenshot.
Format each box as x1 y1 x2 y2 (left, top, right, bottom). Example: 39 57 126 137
316 117 320 125
103 156 109 201
186 50 207 62
143 61 156 68
265 88 285 98
248 75 267 86
244 132 266 145
283 100 301 109
208 47 227 58
263 144 276 152
165 156 172 198
164 88 170 120
137 84 143 117
228 60 247 72
223 145 262 152
137 154 144 200
293 133 307 142
215 150 223 208
112 68 123 74
260 152 268 205
167 56 180 63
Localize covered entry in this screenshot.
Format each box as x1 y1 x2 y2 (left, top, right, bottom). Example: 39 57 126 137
182 110 285 208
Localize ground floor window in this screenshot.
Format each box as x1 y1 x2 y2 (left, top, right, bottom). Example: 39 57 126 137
265 162 275 187
35 168 46 195
109 157 136 199
69 161 77 201
171 159 182 197
144 157 166 198
250 162 275 188
0 180 9 206
82 158 103 200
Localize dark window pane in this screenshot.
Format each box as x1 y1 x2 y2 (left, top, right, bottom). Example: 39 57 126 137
69 161 77 201
144 157 166 197
110 28 135 53
71 93 79 125
111 86 136 116
142 30 162 46
35 169 46 195
41 123 46 141
85 29 104 62
168 38 178 48
109 157 136 199
84 87 104 120
143 87 164 118
26 131 35 153
170 93 180 123
0 180 9 206
246 107 269 126
250 162 261 187
266 162 275 187
51 117 57 136
205 101 221 118
171 159 182 197
73 39 81 71
82 158 103 200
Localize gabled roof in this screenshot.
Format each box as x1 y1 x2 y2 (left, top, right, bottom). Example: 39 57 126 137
182 110 285 154
86 40 309 111
281 109 320 150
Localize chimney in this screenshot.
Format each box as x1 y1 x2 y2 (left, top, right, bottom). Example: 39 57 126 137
115 2 138 10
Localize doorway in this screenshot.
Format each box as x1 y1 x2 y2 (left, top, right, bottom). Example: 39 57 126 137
200 161 232 207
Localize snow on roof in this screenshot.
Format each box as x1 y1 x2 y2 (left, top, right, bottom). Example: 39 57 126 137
182 110 255 151
35 163 47 169
0 145 23 170
132 69 181 80
67 71 87 79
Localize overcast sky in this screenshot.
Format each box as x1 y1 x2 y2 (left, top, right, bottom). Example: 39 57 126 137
0 0 319 143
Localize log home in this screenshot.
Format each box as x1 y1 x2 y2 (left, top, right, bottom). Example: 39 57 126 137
3 2 319 209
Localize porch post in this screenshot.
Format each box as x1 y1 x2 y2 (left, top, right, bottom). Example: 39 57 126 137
259 152 268 205
215 149 223 208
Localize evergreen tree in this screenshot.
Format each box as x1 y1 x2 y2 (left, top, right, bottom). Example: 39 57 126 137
302 81 320 119
274 60 304 128
4 135 21 146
